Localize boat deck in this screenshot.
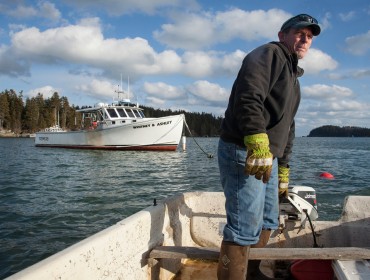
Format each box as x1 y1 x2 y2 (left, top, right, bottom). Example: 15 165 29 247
173 260 218 280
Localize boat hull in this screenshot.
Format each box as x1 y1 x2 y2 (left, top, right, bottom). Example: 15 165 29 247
6 192 370 280
35 114 184 151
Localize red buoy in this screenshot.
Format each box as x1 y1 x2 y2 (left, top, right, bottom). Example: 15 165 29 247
320 172 334 179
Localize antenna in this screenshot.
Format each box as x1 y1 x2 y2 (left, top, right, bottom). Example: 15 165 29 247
127 76 130 100
115 74 125 101
117 84 120 100
121 73 123 93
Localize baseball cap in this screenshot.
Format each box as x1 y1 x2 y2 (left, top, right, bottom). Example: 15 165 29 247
280 14 321 36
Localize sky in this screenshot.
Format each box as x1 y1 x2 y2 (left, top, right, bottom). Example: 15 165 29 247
0 0 369 136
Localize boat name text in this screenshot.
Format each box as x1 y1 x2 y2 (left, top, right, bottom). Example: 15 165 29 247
133 120 172 129
39 137 49 141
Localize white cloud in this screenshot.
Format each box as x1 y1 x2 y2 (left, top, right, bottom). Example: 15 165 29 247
326 100 364 111
186 80 228 103
302 84 354 99
6 19 248 79
221 50 246 74
26 85 60 99
142 80 229 109
0 2 367 138
299 48 338 74
64 0 199 15
181 50 246 78
143 82 185 99
344 30 370 55
6 1 61 22
320 12 331 32
7 4 38 18
296 83 370 135
38 1 61 21
339 11 356 22
154 8 291 50
3 12 338 83
145 96 167 106
154 12 215 50
182 51 216 77
215 8 289 42
0 45 30 77
328 69 370 80
75 79 116 100
9 18 161 75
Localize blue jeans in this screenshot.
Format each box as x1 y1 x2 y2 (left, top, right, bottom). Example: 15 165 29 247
218 138 279 246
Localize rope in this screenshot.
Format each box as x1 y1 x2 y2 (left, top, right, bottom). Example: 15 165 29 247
183 117 214 158
303 209 321 248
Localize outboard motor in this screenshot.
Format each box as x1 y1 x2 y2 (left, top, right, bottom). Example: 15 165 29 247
279 185 318 229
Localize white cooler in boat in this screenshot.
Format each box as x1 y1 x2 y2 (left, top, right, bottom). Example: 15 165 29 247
332 259 370 280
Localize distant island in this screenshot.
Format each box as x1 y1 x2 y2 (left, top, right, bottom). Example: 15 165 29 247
308 125 370 137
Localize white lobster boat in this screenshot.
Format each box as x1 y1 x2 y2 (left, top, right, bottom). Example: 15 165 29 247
6 187 370 280
34 99 184 151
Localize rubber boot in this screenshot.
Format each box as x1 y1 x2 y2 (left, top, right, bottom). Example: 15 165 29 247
246 230 274 280
217 240 250 280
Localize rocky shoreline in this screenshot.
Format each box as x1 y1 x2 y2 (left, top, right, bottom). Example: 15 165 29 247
0 131 34 138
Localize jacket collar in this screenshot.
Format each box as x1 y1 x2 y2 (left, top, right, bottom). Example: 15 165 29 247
272 41 304 77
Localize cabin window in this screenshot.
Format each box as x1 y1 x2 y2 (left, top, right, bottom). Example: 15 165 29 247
139 111 145 118
133 110 141 118
126 109 135 118
97 111 104 121
117 109 128 118
107 108 118 118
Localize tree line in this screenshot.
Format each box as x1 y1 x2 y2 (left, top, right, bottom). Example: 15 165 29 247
141 106 222 137
308 125 370 137
0 89 223 137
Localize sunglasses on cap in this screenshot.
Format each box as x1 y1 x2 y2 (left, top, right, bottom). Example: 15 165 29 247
281 14 319 31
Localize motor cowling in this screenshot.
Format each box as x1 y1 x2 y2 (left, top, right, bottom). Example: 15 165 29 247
279 185 318 229
289 185 317 210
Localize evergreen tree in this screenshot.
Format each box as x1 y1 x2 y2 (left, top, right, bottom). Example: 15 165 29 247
7 90 23 134
35 93 47 129
24 97 40 132
0 92 10 130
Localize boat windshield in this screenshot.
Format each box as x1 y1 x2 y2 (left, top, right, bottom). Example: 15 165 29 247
133 110 141 118
117 109 128 118
126 109 135 118
107 108 118 118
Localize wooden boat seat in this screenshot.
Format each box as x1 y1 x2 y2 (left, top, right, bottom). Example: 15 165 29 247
148 246 370 262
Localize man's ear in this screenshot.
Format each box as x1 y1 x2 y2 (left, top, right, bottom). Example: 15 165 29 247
278 31 285 42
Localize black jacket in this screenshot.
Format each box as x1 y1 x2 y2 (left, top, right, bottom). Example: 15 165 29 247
220 42 303 166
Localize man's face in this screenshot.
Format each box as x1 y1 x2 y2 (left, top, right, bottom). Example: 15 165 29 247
279 27 314 59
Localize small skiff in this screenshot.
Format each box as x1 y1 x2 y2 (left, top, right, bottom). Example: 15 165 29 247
6 187 370 280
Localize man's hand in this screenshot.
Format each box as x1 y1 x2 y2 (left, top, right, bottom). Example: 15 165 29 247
244 133 273 183
278 165 290 198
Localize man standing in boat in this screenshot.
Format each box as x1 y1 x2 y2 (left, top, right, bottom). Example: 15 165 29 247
217 14 321 279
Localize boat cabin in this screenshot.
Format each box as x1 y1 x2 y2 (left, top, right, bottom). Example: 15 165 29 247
77 100 146 130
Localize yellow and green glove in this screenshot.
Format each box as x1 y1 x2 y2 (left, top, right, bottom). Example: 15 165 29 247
244 133 273 183
278 165 289 198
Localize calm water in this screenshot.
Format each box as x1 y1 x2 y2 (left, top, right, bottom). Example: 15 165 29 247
1 137 370 278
